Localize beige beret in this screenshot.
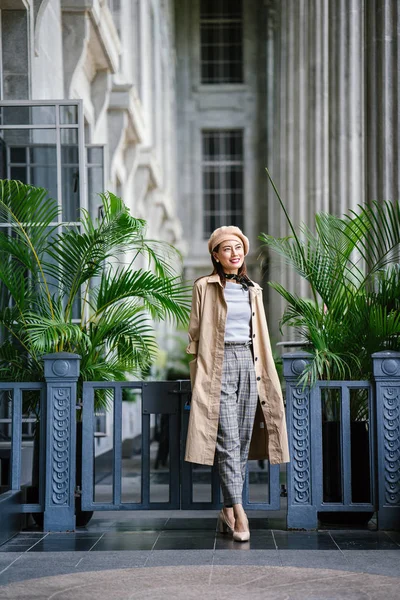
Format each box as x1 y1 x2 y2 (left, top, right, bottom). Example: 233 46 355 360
208 226 249 256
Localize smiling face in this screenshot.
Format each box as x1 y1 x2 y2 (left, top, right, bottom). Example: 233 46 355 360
213 239 245 274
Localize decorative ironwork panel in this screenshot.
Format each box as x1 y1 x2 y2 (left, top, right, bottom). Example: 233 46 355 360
372 351 400 529
291 385 311 505
43 353 80 531
51 388 70 506
382 386 400 506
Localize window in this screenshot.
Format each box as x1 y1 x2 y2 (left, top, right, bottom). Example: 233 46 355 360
0 101 90 323
200 0 243 84
202 130 244 238
0 101 86 223
87 145 105 217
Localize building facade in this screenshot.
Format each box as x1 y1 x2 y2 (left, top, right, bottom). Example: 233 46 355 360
0 0 399 529
0 0 399 342
0 0 184 458
175 0 400 339
0 0 182 246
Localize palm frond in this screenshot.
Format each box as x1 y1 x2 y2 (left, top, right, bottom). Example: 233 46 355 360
262 171 400 399
93 268 191 325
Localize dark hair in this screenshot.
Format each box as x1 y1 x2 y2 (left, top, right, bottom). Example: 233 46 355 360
210 243 249 287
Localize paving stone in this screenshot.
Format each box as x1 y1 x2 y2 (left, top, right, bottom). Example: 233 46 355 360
278 549 351 571
213 549 282 566
76 550 150 569
342 550 400 577
1 566 399 599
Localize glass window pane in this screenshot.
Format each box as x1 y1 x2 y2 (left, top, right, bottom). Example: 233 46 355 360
10 147 26 163
200 0 242 19
61 129 80 221
0 105 56 126
60 105 78 125
0 129 57 195
202 130 243 239
30 145 57 166
87 146 104 165
200 0 243 85
31 167 57 200
0 127 32 149
10 166 27 182
88 166 104 217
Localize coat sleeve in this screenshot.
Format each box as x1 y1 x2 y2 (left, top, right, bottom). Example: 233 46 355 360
186 282 202 356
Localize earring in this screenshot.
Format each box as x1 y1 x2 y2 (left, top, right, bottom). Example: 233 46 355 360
216 259 219 262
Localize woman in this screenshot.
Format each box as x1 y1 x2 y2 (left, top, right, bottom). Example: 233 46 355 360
185 226 289 542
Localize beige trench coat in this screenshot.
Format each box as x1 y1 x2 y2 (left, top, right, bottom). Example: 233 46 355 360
184 274 290 466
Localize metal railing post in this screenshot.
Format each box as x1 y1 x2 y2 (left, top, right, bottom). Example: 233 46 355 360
42 353 81 531
283 352 318 529
372 351 400 530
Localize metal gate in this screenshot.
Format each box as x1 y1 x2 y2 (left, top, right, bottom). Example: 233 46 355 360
81 380 281 512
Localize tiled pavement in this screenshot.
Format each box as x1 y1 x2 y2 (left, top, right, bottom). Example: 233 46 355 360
0 513 399 598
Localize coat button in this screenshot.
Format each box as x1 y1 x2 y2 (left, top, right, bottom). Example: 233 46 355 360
261 401 266 405
257 376 261 381
255 357 258 361
253 333 255 338
252 312 255 316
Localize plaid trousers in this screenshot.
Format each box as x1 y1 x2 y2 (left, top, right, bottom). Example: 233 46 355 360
216 344 258 506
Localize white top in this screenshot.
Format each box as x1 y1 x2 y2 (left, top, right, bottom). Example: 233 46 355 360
223 281 252 342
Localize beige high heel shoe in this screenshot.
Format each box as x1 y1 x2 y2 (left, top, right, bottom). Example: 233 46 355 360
217 509 234 534
233 517 250 542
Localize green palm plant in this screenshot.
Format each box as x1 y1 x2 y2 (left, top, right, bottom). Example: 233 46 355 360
0 179 191 411
260 169 400 394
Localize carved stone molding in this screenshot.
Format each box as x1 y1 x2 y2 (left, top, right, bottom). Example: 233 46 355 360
51 388 70 506
91 70 112 124
62 1 120 98
382 386 400 506
43 353 81 531
291 386 311 505
372 351 400 528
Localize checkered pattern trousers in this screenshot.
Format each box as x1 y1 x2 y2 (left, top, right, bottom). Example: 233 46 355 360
216 344 258 506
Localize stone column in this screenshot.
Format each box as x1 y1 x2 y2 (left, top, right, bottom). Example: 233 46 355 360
283 352 317 529
328 0 365 215
43 353 81 532
366 0 400 205
307 0 329 216
372 351 400 530
264 0 330 333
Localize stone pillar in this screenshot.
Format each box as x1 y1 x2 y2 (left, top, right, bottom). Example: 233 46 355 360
43 353 81 532
307 0 329 216
372 351 400 530
328 0 365 215
283 352 317 529
366 0 400 204
264 0 330 332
